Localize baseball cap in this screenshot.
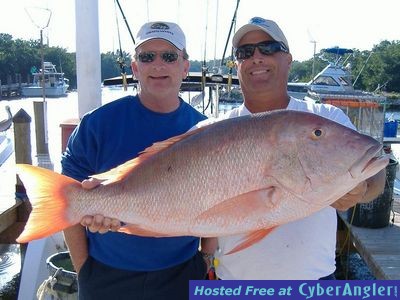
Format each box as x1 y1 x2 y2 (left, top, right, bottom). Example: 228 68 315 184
232 17 289 51
135 21 186 50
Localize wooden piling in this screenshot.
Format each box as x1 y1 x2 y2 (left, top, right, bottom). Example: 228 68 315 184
13 108 32 201
7 75 12 98
11 109 33 256
33 101 49 155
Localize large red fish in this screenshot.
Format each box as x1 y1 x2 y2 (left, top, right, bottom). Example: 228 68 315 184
16 110 388 253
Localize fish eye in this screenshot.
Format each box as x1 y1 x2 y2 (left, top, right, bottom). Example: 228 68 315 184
312 128 323 138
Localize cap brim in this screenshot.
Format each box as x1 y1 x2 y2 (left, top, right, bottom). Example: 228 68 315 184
232 24 287 50
233 24 272 48
135 37 184 50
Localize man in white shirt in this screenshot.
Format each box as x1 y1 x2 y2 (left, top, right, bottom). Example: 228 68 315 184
198 17 385 279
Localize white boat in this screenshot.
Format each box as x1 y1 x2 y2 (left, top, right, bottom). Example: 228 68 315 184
21 62 69 97
287 47 380 101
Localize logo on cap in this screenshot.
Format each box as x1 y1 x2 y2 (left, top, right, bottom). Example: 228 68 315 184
250 17 267 25
150 22 170 30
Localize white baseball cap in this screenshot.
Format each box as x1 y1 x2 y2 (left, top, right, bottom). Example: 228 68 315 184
135 21 186 50
232 17 289 51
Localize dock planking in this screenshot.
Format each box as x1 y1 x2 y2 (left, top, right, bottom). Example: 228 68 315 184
338 205 400 279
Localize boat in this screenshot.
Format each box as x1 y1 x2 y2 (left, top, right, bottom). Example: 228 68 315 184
21 62 69 97
287 47 380 100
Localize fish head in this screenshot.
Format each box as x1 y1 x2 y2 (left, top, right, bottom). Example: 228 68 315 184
259 110 389 206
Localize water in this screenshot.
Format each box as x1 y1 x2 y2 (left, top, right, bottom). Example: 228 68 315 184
0 244 21 298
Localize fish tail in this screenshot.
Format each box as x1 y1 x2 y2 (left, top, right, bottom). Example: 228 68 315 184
16 164 80 243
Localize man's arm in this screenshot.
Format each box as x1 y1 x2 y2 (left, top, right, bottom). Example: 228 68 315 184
63 225 88 274
331 169 386 211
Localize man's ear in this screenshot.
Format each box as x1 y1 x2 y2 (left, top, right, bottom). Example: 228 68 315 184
286 53 293 66
182 60 190 79
131 61 138 77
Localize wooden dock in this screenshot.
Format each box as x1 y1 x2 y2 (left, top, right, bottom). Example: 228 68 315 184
338 201 400 279
0 74 29 99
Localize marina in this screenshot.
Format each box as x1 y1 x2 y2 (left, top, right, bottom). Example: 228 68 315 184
1 1 400 299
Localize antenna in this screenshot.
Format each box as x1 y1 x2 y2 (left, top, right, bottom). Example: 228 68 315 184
25 6 52 153
307 29 317 78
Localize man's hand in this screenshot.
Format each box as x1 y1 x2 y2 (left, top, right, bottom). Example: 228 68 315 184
81 214 122 233
82 177 102 189
331 182 367 211
80 178 122 233
331 169 386 211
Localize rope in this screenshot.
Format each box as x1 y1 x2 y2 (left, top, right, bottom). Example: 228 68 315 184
36 268 64 300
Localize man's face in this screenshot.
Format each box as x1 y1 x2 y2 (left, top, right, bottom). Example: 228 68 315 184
131 39 189 99
235 30 292 95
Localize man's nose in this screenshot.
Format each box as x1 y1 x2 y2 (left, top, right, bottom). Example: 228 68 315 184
252 48 265 63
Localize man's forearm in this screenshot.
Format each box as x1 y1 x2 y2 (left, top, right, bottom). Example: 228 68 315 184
63 224 88 273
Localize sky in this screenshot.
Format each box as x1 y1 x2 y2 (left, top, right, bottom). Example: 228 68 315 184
1 0 400 63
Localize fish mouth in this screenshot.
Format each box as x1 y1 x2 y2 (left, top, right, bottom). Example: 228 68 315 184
349 144 389 178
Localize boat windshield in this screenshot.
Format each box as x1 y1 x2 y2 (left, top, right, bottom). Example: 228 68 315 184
312 76 339 86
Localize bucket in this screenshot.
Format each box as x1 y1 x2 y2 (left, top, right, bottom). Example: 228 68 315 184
383 120 398 137
348 158 398 228
45 251 77 298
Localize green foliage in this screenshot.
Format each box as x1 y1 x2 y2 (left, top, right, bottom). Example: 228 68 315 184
1 34 400 93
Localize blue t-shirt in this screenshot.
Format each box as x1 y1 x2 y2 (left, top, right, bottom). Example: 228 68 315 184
61 95 207 271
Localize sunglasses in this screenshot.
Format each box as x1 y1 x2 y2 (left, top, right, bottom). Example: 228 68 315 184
234 41 289 60
136 51 181 63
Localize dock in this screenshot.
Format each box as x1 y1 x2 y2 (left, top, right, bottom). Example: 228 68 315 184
0 79 30 99
338 201 400 279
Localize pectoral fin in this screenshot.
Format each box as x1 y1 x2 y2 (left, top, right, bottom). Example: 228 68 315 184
195 187 280 228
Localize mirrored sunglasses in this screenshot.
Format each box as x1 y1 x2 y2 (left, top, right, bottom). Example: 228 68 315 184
136 51 180 63
234 41 289 60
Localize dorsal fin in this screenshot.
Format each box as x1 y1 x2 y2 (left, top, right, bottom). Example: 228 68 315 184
91 126 206 185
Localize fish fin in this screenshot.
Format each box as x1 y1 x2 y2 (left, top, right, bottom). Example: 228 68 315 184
225 227 276 255
15 164 80 243
92 127 207 185
118 223 172 237
195 187 280 227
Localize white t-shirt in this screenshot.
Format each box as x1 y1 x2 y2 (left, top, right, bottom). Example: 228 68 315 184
196 97 355 279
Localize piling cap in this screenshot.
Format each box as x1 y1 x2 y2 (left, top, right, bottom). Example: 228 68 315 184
13 108 31 123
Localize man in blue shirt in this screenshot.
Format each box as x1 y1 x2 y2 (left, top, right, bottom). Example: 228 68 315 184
62 21 207 299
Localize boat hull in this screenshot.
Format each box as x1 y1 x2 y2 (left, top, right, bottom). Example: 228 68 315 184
21 86 68 97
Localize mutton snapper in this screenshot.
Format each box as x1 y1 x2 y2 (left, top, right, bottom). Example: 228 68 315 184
15 110 388 253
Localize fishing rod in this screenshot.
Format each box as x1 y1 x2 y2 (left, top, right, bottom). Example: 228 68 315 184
114 0 127 90
220 0 240 96
115 0 135 45
220 0 240 67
